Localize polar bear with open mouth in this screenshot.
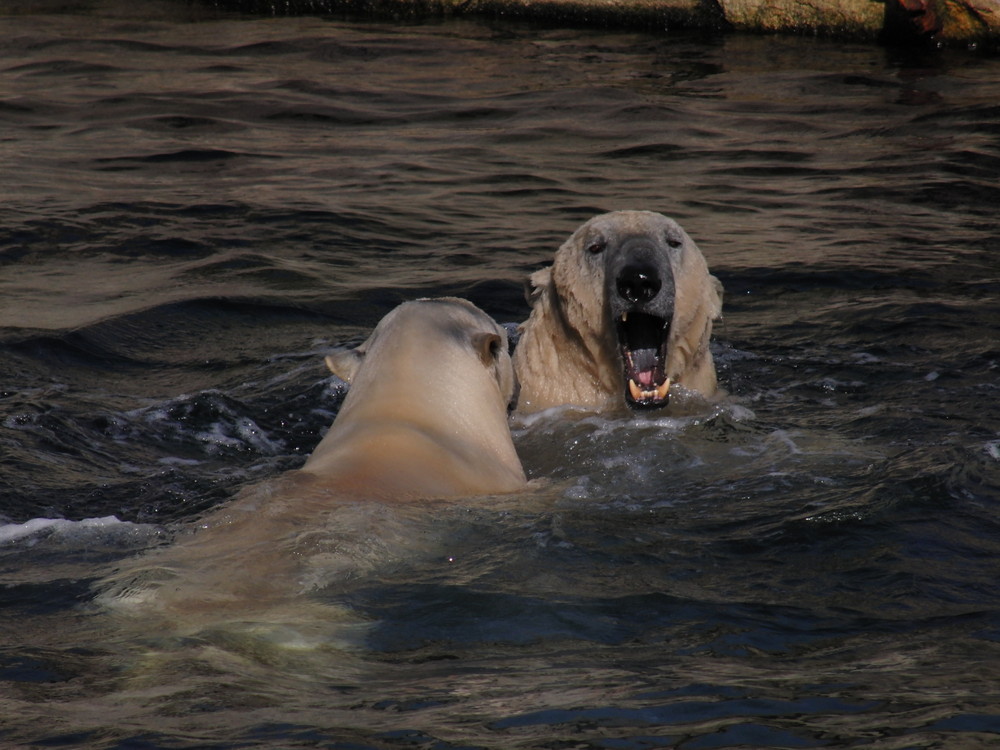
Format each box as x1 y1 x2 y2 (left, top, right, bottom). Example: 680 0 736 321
513 211 723 414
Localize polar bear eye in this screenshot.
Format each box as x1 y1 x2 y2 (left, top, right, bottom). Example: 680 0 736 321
585 238 607 255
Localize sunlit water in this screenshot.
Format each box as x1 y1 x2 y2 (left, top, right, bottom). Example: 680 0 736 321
2 1 1000 748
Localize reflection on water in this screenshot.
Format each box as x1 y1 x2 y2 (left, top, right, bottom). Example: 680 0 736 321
2 1 1000 748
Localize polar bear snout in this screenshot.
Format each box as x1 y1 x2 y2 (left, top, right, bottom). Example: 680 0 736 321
616 263 662 305
604 237 680 409
607 238 676 320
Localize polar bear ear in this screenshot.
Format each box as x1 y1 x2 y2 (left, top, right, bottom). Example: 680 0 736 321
524 267 553 307
324 348 365 384
471 332 503 368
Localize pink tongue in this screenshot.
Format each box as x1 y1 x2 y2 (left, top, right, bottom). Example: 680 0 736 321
638 370 655 387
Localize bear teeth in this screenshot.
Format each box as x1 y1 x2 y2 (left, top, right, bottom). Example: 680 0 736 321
628 377 670 402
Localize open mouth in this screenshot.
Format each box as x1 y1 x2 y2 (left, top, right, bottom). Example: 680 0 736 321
616 311 671 409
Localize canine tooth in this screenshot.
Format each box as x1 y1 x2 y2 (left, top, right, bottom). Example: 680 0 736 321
621 312 628 323
655 378 671 400
628 378 643 401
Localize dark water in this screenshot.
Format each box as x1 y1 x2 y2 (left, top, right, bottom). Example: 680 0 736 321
2 1 1000 747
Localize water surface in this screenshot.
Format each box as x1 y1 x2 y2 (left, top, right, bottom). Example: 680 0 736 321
2 2 1000 748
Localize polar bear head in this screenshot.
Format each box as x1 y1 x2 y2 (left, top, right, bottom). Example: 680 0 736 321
306 297 525 498
514 211 723 413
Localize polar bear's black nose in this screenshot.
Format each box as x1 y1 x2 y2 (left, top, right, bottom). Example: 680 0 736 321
617 265 661 304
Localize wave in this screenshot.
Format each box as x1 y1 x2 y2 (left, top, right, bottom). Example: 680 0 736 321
0 515 162 548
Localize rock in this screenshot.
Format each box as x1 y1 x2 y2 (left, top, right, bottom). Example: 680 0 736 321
719 0 883 39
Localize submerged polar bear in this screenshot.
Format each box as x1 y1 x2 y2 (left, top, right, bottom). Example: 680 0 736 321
513 210 724 414
101 298 526 623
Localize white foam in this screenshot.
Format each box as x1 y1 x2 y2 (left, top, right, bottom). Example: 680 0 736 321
986 441 1000 462
0 515 158 546
512 397 752 442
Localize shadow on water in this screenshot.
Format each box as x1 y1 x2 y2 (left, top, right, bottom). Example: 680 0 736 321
1 1 1000 748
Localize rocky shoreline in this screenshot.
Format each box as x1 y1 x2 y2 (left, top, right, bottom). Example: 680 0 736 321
204 0 999 51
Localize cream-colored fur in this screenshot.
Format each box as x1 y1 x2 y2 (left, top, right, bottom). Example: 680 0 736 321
306 296 526 498
513 211 723 414
99 298 525 626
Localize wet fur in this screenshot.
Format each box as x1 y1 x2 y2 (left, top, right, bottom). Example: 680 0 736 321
308 296 526 498
513 211 723 413
98 298 526 626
